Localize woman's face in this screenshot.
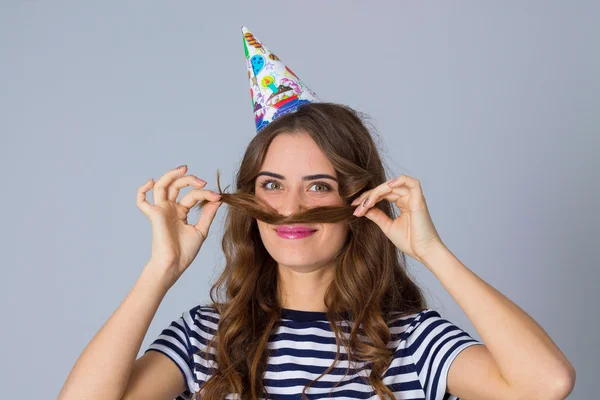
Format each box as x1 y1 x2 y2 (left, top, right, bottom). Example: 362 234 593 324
254 132 349 272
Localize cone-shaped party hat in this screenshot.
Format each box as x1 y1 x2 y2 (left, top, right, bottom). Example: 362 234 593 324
241 26 320 133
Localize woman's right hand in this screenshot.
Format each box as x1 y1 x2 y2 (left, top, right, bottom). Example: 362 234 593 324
136 164 223 290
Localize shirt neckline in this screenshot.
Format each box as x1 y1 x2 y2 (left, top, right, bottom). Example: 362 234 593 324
281 308 350 322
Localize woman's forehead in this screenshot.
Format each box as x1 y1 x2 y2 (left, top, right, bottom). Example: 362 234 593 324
261 134 334 171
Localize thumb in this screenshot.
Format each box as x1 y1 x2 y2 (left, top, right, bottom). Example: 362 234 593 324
363 207 393 233
194 202 222 239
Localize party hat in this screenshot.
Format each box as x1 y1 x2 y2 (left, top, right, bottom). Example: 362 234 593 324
241 26 320 132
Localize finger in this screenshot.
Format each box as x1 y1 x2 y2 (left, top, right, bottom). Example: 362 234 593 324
179 188 223 210
351 188 375 207
375 175 419 204
354 185 414 216
389 174 421 191
353 181 396 211
136 178 155 217
194 201 223 240
153 164 188 205
168 175 207 202
362 206 393 232
351 178 397 206
389 175 429 212
351 193 367 206
353 191 398 216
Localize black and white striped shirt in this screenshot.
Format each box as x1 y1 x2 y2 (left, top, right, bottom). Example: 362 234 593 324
145 305 482 399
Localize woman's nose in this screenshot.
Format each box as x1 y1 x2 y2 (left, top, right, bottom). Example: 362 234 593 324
278 192 305 216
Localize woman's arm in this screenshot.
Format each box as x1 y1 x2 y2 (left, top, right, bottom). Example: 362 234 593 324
57 263 170 400
423 245 576 399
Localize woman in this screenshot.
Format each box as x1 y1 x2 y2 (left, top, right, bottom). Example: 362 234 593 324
58 28 574 400
146 102 466 399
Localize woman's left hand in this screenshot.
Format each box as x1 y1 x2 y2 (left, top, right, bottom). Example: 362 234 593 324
351 174 446 264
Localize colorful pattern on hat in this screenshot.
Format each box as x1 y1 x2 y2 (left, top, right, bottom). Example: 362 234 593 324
241 26 320 133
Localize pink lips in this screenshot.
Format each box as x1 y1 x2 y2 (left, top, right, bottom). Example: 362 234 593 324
275 225 317 240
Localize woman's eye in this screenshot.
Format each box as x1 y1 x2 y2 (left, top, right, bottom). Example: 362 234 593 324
260 180 331 192
310 183 331 192
263 181 281 190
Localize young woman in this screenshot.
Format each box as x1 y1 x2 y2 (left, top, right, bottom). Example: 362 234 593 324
59 103 574 400
58 26 574 400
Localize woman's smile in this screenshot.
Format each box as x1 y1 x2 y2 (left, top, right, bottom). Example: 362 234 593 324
275 230 317 239
274 225 318 240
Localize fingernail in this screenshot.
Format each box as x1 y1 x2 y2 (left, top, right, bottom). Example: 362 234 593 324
362 197 369 207
388 178 396 186
177 164 187 169
196 178 207 184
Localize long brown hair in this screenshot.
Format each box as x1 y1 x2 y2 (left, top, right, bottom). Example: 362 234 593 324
191 102 428 399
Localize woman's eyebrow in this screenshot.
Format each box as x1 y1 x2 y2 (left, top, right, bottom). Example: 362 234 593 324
256 171 338 182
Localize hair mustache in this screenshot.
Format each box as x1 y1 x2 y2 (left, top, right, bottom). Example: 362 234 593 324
194 189 359 225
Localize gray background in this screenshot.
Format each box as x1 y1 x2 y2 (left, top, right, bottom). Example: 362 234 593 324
1 1 597 398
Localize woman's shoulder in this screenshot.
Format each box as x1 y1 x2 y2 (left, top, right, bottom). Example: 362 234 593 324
191 304 221 318
182 304 221 333
386 307 433 324
386 308 444 342
388 307 480 351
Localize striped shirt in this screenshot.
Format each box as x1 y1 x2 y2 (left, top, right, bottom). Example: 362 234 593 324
145 305 483 399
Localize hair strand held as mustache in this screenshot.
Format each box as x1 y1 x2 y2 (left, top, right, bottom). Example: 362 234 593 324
191 170 362 226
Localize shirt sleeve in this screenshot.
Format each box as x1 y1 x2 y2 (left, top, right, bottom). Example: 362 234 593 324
144 305 206 400
404 309 484 400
